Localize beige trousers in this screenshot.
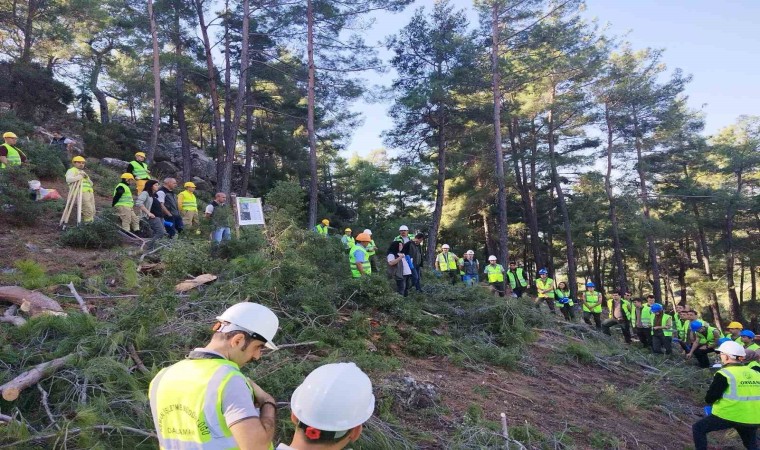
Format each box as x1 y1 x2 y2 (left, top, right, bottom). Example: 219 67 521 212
181 210 199 228
115 206 140 232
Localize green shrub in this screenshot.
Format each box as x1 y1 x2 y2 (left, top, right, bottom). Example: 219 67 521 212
23 139 65 179
265 180 306 225
217 227 267 259
0 166 48 226
60 215 121 249
0 112 35 138
81 121 139 160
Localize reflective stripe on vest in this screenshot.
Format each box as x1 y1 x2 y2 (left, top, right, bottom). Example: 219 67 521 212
711 366 760 425
583 291 602 313
650 313 673 336
348 244 370 278
113 183 134 208
178 190 198 211
640 306 652 327
315 224 328 236
484 264 504 283
506 268 527 289
436 253 458 271
1 143 22 168
149 358 252 448
536 278 554 298
129 160 149 179
67 167 93 192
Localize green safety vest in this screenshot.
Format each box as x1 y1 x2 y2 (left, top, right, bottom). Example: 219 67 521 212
315 224 328 236
66 167 93 193
436 252 458 271
348 244 370 278
484 264 504 283
746 343 760 351
366 240 376 257
650 313 673 336
748 361 759 370
0 143 23 169
582 291 602 313
680 319 692 341
113 182 134 208
553 288 574 306
697 326 719 346
723 333 743 345
178 190 197 211
149 357 274 449
640 305 653 327
341 235 355 250
506 268 527 289
711 365 760 425
129 160 150 179
536 278 554 298
606 299 633 320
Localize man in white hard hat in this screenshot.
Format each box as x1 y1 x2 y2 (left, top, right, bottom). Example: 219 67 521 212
435 244 459 285
277 362 375 450
483 255 505 297
692 340 760 450
394 225 410 244
149 302 279 449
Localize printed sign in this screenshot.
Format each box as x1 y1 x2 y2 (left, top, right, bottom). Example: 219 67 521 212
236 197 265 226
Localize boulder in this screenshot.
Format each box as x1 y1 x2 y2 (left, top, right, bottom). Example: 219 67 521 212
381 374 439 410
100 158 129 171
191 177 214 192
153 160 180 178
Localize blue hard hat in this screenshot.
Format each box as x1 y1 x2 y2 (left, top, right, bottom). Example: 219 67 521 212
585 282 595 288
690 320 704 332
740 330 756 339
650 303 663 313
538 268 548 275
717 337 732 346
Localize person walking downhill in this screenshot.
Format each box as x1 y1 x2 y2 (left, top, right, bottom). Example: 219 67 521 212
535 269 556 313
404 233 425 293
460 250 480 287
128 151 151 195
112 173 140 233
177 182 200 232
386 240 411 296
506 261 528 298
341 228 355 252
687 320 722 368
580 282 602 330
691 341 760 450
435 244 459 285
483 256 506 297
349 233 372 278
65 156 96 223
650 303 673 355
363 229 378 273
149 302 279 450
553 281 575 322
601 291 632 343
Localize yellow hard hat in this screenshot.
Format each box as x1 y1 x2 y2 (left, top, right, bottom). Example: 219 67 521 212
3 132 17 138
321 219 330 225
345 228 352 232
184 181 196 188
727 321 743 330
120 173 135 180
135 152 146 158
72 156 86 163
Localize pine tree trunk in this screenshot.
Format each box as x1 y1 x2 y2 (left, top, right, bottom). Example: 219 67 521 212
147 0 161 165
633 121 661 302
89 54 110 125
241 84 254 196
306 0 319 229
604 104 627 292
725 172 743 321
507 119 542 268
678 238 687 305
173 14 191 181
751 259 757 302
491 3 509 267
427 114 447 267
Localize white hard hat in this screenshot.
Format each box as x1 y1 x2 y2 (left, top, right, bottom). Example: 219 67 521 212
488 255 497 261
442 244 450 249
399 225 409 231
716 341 746 358
466 250 474 255
363 229 372 235
216 303 279 350
291 363 375 432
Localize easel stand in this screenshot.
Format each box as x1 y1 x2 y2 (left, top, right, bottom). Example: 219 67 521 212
59 180 83 229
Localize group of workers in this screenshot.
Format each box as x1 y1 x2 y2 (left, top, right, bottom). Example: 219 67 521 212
149 302 374 450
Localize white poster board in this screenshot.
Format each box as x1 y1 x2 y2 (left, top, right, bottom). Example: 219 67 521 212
235 197 265 226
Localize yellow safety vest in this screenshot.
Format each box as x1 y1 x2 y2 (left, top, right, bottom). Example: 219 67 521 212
536 277 554 298
66 167 93 192
583 291 602 313
711 365 760 425
436 252 458 272
129 160 150 179
177 190 198 211
113 182 134 208
315 224 328 236
650 313 673 336
484 264 504 283
149 357 273 449
0 143 23 168
348 244 370 278
366 239 376 257
606 299 633 320
506 268 527 289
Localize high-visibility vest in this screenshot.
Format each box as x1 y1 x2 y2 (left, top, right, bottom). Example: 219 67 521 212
436 252 458 272
748 361 759 370
607 299 633 320
746 343 760 351
314 224 328 236
697 326 719 346
582 291 602 313
0 143 22 168
506 268 527 289
553 288 574 306
348 244 370 278
366 240 376 257
711 365 760 425
650 313 673 336
536 278 554 298
680 319 692 340
640 305 653 327
66 167 93 192
129 160 150 179
177 190 197 211
341 235 355 250
484 264 504 283
113 182 134 208
149 357 273 449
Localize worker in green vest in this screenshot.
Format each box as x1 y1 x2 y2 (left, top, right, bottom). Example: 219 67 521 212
601 291 632 343
112 173 139 232
506 261 528 298
580 281 602 329
435 244 459 285
740 331 759 351
149 302 279 449
650 303 673 355
349 232 372 278
691 341 760 450
66 156 96 223
314 219 329 237
534 269 555 313
341 228 355 252
0 132 28 169
553 281 575 321
177 182 199 231
725 322 744 343
675 308 696 354
687 320 722 368
483 255 505 297
363 229 377 273
127 151 151 195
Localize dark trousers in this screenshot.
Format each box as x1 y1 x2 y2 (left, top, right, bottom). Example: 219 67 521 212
490 282 504 297
445 270 457 285
147 217 167 249
538 297 555 312
511 285 525 298
165 214 184 237
559 304 575 321
693 347 716 368
692 414 758 450
409 267 422 292
395 276 409 297
635 327 652 349
583 311 602 329
651 332 672 355
369 255 378 274
602 318 631 342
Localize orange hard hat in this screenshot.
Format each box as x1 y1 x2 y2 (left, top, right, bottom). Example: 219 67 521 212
355 233 371 242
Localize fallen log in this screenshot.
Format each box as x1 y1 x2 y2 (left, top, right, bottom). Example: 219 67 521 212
0 354 76 401
175 274 217 293
0 286 66 317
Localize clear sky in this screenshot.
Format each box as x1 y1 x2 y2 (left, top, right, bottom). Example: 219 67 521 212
343 0 760 156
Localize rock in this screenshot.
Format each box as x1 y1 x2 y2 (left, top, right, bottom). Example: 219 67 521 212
25 243 39 252
100 158 129 171
153 161 180 178
382 374 439 410
191 154 217 181
191 177 214 192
